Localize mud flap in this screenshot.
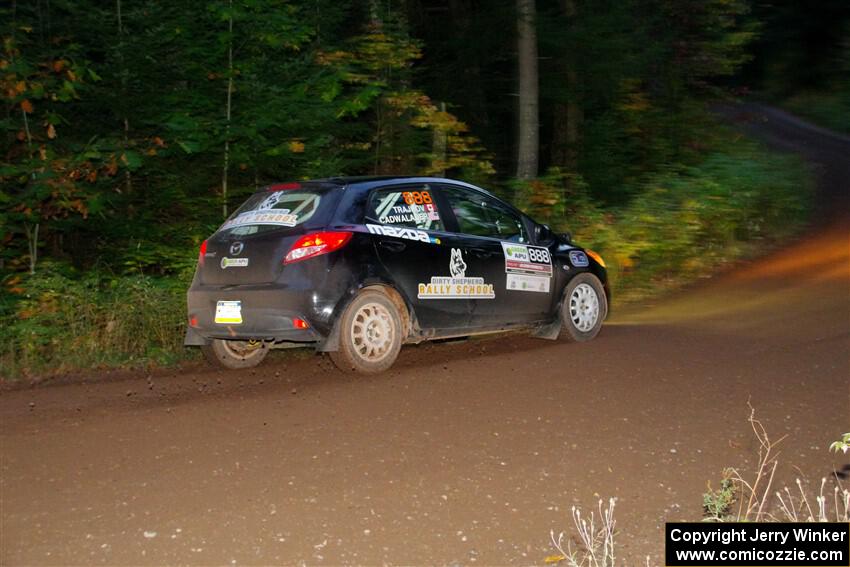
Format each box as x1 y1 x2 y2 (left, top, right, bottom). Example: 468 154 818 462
184 327 211 346
532 318 561 340
316 320 341 352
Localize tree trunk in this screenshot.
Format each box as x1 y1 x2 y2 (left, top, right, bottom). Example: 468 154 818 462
550 102 569 167
565 76 582 169
550 0 581 170
563 0 581 170
448 0 489 128
432 102 448 176
221 0 234 219
515 0 539 181
24 222 39 275
116 0 133 197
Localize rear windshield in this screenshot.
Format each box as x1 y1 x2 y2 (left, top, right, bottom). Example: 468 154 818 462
218 188 327 236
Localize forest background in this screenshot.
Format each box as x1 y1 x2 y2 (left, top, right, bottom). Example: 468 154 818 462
2 0 847 377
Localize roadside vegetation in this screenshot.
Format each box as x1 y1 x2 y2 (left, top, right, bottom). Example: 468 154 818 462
745 5 850 134
0 138 812 380
782 90 850 135
515 136 811 303
777 35 850 134
546 411 849 566
0 265 194 379
701 408 849 524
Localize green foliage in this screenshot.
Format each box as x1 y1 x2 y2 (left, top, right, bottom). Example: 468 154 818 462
515 136 812 302
0 264 193 379
0 5 107 272
756 14 850 133
831 433 850 454
418 0 757 200
783 90 850 134
329 11 494 178
1 0 492 276
703 476 737 521
780 21 850 134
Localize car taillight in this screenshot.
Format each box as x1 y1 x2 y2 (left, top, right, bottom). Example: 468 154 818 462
198 239 208 266
284 231 353 265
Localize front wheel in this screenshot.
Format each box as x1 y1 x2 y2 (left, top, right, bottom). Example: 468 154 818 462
560 273 607 342
202 339 270 369
329 291 403 374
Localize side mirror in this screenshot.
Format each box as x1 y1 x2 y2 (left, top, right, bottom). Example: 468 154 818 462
537 224 554 243
559 231 572 243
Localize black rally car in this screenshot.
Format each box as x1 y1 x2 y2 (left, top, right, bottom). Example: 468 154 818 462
185 177 609 373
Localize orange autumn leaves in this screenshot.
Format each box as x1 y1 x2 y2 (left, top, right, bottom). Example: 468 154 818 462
3 55 77 115
3 51 80 150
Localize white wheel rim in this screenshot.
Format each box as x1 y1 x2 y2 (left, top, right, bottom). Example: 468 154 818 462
350 302 394 362
569 283 600 332
222 340 265 360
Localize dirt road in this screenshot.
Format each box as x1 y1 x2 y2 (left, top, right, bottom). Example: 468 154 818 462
2 106 848 565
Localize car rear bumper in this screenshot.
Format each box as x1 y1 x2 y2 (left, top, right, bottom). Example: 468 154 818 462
185 283 329 344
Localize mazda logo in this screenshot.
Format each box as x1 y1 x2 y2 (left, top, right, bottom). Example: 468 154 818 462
229 242 244 256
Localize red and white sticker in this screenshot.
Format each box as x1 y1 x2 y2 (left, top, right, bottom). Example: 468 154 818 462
502 243 552 293
501 243 552 276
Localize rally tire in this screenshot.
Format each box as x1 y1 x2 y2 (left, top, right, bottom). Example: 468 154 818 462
329 291 403 374
560 273 607 342
202 339 270 370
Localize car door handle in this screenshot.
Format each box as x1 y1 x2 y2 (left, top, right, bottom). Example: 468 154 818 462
378 240 406 252
469 247 496 258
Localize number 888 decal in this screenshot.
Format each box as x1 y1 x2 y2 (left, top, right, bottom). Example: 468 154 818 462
528 247 551 264
402 191 433 205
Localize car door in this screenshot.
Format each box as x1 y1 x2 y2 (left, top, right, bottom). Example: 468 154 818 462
439 184 554 327
365 184 473 331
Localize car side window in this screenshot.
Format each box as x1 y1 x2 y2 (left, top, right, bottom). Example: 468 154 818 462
441 186 527 242
366 186 444 231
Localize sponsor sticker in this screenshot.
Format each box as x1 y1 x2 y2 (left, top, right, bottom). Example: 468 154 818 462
506 273 550 293
214 300 242 324
418 248 495 299
424 203 440 221
502 243 553 292
569 250 589 267
220 210 297 230
220 257 249 269
366 223 441 244
256 191 287 210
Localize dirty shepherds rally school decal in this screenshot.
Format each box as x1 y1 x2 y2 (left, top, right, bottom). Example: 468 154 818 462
220 210 297 230
501 242 553 293
418 249 495 299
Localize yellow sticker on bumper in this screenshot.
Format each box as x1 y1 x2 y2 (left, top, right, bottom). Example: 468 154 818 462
214 300 242 324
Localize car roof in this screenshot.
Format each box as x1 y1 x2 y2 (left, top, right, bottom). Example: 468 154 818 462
255 176 526 219
329 176 494 195
259 176 494 196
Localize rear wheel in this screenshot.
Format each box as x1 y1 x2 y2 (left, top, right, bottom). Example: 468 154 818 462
560 273 607 342
202 339 269 369
329 291 403 374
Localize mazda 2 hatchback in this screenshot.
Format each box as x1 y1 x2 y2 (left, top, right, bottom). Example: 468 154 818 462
185 177 609 373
